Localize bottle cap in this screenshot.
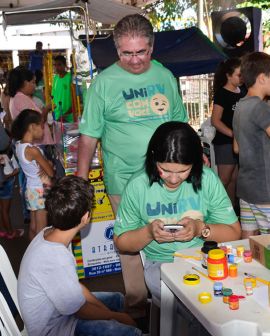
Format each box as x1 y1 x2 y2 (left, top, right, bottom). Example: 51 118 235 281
229 295 239 303
213 281 223 289
222 288 233 296
183 274 200 285
208 249 225 259
198 292 212 304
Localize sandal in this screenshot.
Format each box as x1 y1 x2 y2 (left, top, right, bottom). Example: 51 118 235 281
6 229 25 239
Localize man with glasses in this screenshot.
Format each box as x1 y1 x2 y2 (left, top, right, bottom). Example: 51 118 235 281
78 14 188 322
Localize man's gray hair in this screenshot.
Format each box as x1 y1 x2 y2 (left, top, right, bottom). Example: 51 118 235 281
113 14 154 49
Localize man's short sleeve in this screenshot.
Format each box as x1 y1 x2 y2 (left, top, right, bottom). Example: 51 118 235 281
251 101 270 131
171 76 188 122
79 79 105 138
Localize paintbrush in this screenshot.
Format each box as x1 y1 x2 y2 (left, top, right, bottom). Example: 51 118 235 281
192 266 214 282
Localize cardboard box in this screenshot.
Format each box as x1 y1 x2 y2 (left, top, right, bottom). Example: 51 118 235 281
249 235 270 270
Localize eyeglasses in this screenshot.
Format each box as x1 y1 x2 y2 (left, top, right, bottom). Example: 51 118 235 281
118 49 150 59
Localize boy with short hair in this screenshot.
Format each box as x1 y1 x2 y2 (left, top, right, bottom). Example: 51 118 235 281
233 51 270 238
52 55 73 122
17 175 141 336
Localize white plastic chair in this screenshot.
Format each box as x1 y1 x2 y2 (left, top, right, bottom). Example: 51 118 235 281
200 136 218 174
0 244 27 335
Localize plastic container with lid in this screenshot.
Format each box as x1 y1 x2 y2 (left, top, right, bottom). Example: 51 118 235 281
222 288 233 303
213 282 223 297
245 281 253 295
201 241 218 269
229 295 239 310
236 245 245 257
229 264 238 277
243 250 252 263
207 249 228 280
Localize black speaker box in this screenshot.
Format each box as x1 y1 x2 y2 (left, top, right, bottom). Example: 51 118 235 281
211 7 262 57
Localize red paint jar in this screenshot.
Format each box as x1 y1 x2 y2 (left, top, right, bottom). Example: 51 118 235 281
243 250 252 263
207 249 228 280
229 295 239 310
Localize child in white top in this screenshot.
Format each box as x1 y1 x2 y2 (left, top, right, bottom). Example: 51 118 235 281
12 109 54 240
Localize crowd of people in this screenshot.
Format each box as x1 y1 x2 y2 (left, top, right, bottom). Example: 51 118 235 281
0 12 269 336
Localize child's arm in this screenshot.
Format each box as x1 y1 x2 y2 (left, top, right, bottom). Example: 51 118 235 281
233 137 239 154
25 146 54 178
265 125 270 137
211 104 234 138
75 283 136 326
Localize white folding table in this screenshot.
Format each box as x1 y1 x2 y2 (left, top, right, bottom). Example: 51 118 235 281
160 239 270 336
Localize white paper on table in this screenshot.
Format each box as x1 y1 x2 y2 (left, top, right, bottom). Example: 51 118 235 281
253 285 270 309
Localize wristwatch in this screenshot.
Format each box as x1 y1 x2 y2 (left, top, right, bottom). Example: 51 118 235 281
201 223 211 240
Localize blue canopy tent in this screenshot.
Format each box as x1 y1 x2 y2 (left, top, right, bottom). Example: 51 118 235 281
80 27 226 77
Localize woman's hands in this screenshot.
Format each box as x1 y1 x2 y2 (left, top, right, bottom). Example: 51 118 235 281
148 219 175 243
173 217 203 242
148 217 203 243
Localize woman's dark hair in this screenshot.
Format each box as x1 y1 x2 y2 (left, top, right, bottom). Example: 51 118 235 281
145 121 203 192
8 66 34 97
213 58 241 94
11 109 42 140
45 175 94 230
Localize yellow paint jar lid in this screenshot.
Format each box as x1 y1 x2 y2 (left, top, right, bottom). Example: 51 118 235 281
208 249 225 259
198 292 212 304
183 274 200 285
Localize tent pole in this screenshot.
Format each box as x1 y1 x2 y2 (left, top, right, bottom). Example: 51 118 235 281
83 1 94 79
197 0 205 126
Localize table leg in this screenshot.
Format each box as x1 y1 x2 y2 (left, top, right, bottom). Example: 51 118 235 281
160 280 176 336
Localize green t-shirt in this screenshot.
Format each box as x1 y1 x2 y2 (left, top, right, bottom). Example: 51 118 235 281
79 61 188 194
114 167 238 262
52 72 73 122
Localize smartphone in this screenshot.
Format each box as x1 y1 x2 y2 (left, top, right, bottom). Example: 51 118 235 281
163 224 184 233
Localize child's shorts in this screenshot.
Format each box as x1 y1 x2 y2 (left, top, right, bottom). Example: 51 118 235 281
240 199 270 234
0 177 15 200
25 188 45 211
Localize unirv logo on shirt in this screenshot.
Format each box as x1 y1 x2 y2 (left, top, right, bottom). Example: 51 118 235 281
122 84 170 120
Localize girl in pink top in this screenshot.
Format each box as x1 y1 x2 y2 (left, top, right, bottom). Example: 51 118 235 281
8 66 54 145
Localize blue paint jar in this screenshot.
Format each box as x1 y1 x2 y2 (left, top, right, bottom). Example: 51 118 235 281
213 281 223 297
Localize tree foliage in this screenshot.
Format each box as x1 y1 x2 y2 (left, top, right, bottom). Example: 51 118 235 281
144 0 245 31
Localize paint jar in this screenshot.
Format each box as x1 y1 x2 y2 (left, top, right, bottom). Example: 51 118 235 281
222 288 233 303
243 250 252 263
229 295 239 310
243 277 256 288
219 246 227 254
245 281 253 296
229 264 238 278
201 241 218 269
207 249 228 280
236 245 245 257
213 282 223 297
227 254 235 264
226 244 233 254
